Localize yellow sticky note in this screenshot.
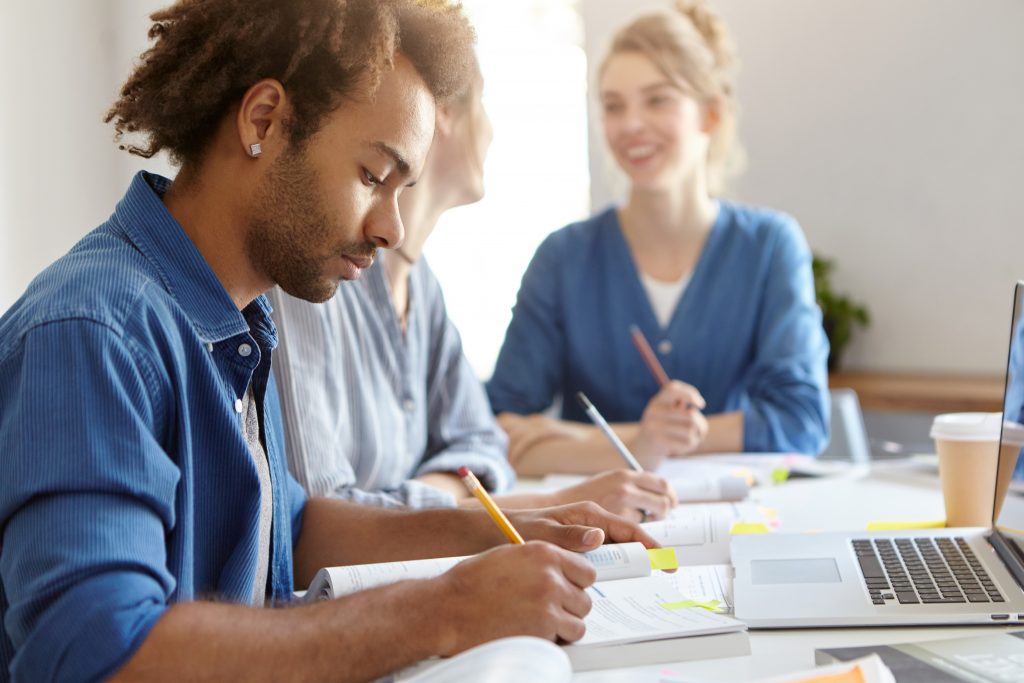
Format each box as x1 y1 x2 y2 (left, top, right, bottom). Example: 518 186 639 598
866 520 946 531
660 599 722 612
771 467 790 483
647 547 679 571
730 522 770 535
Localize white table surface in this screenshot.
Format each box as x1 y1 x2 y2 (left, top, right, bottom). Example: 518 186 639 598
572 460 1022 682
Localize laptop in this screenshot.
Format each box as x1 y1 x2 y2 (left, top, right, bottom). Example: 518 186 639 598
733 281 1024 627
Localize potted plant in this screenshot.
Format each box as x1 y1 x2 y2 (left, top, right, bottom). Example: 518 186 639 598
812 254 870 371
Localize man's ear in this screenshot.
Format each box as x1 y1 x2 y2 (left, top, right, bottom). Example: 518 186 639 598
237 79 288 158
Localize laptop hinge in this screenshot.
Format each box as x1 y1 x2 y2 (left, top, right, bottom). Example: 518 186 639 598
989 531 1024 592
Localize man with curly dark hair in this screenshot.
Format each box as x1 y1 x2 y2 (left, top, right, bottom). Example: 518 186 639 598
0 1 655 681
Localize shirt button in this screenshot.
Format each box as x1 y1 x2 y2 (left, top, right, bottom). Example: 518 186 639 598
403 398 415 412
206 343 214 353
237 343 253 357
658 340 673 354
234 398 244 414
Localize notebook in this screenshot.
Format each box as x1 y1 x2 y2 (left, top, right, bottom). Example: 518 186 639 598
306 542 748 671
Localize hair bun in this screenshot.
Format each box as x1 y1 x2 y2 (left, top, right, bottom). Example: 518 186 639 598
674 0 736 71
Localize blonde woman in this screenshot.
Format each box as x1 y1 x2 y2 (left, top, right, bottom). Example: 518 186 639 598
487 1 830 475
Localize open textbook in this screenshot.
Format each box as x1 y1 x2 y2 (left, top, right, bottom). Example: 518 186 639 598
598 563 735 613
308 543 748 672
658 452 861 487
306 542 660 599
567 569 745 671
642 502 770 566
542 471 750 504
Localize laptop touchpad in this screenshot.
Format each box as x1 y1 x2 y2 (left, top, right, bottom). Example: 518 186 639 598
751 558 841 584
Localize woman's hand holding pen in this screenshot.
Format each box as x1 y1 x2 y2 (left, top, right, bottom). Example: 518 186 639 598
630 380 709 459
549 470 677 523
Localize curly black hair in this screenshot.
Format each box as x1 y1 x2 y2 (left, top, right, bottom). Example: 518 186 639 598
105 0 476 166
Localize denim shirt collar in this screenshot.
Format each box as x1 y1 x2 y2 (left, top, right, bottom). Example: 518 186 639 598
110 171 276 346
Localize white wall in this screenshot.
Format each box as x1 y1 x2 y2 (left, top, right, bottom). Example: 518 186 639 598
582 0 1024 375
0 0 170 312
5 2 1022 378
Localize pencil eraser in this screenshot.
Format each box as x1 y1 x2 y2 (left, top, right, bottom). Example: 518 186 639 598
457 466 470 478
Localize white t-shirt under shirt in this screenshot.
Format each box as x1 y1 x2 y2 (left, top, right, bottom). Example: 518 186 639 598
640 271 691 328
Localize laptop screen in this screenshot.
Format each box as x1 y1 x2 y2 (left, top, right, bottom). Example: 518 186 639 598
994 282 1024 539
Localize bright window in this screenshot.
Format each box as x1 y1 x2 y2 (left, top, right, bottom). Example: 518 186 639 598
422 0 590 379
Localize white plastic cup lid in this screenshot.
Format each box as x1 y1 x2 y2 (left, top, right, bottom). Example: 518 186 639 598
930 412 1003 442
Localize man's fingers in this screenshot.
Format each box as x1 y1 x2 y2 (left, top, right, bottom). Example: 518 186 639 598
552 523 607 552
555 614 588 644
557 549 598 591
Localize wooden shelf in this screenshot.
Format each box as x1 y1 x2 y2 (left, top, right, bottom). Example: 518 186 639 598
829 371 1005 414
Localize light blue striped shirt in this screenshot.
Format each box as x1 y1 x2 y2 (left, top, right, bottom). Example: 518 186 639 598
269 254 514 508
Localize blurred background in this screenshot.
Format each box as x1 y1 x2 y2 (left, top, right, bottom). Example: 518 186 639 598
2 1 1023 454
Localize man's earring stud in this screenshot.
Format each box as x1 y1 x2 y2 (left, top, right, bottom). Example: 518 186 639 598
249 143 262 158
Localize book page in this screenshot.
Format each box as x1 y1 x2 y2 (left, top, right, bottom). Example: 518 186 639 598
309 542 654 600
642 502 763 565
591 565 733 613
310 556 464 599
666 564 733 613
573 579 744 649
582 542 652 581
541 473 748 504
661 453 858 484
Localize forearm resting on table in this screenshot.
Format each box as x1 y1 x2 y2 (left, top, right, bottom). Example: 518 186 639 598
696 411 743 454
293 497 499 589
111 580 446 683
417 471 561 509
509 421 649 477
508 412 745 476
416 471 471 499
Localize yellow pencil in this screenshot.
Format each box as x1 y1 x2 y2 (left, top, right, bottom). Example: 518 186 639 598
458 466 525 545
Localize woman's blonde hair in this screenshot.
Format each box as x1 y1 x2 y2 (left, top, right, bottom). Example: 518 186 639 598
599 0 743 193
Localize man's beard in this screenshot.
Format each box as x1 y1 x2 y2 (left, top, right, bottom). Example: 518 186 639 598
245 147 376 303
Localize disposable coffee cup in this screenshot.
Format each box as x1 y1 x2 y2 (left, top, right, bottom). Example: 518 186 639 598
930 413 1002 527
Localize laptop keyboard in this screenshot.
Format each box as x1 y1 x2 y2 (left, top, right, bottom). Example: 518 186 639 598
852 537 1004 605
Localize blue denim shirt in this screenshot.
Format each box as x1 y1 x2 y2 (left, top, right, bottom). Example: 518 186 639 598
0 172 307 682
487 202 830 455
